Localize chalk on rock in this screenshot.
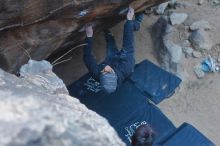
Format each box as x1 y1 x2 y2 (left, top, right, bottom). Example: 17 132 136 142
190 20 211 31
170 13 188 25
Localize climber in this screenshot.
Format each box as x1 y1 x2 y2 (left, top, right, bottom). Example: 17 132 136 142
83 7 144 93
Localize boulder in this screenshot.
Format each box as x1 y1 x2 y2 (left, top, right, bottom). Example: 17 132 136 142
151 16 182 74
0 60 125 146
189 29 213 50
0 0 167 73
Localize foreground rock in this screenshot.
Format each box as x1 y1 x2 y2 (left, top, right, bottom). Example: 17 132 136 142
0 60 125 146
20 60 68 95
0 0 166 73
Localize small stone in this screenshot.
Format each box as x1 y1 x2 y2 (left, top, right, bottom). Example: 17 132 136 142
181 40 191 48
170 13 188 25
169 0 177 6
192 51 202 58
190 20 211 31
183 47 193 57
194 64 205 79
189 29 212 50
198 0 205 5
155 2 169 15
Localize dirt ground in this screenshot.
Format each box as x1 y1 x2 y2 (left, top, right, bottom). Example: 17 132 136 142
53 0 220 145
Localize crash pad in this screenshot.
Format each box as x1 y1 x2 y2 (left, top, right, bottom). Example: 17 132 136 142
158 123 215 146
68 59 182 105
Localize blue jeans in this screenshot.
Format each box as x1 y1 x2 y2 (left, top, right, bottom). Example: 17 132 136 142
104 32 119 64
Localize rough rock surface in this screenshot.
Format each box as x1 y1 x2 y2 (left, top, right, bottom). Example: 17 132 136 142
151 16 182 73
170 13 188 25
192 50 202 58
190 20 211 31
20 60 68 95
189 29 212 50
183 47 193 57
155 2 169 14
0 0 167 73
0 60 125 146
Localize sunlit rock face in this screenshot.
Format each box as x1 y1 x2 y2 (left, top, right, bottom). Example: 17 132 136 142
0 0 166 73
0 60 125 146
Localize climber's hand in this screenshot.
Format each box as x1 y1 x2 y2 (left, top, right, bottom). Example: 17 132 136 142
85 25 93 37
127 7 134 20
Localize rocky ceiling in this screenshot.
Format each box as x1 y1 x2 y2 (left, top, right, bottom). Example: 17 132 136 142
0 0 166 73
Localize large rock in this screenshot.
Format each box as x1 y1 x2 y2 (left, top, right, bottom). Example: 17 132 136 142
0 60 125 146
0 0 167 73
20 60 68 95
151 16 182 73
189 29 212 50
190 20 211 31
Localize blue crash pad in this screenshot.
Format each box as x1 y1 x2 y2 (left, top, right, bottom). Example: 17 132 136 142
69 80 176 145
130 60 182 104
158 123 215 146
68 59 182 105
67 59 181 145
67 60 214 146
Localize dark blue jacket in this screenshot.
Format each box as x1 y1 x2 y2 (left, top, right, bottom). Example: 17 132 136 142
83 20 141 85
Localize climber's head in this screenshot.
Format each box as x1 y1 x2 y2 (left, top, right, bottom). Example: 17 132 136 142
100 65 118 94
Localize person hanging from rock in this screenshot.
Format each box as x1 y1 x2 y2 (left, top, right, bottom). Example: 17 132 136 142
83 7 144 93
